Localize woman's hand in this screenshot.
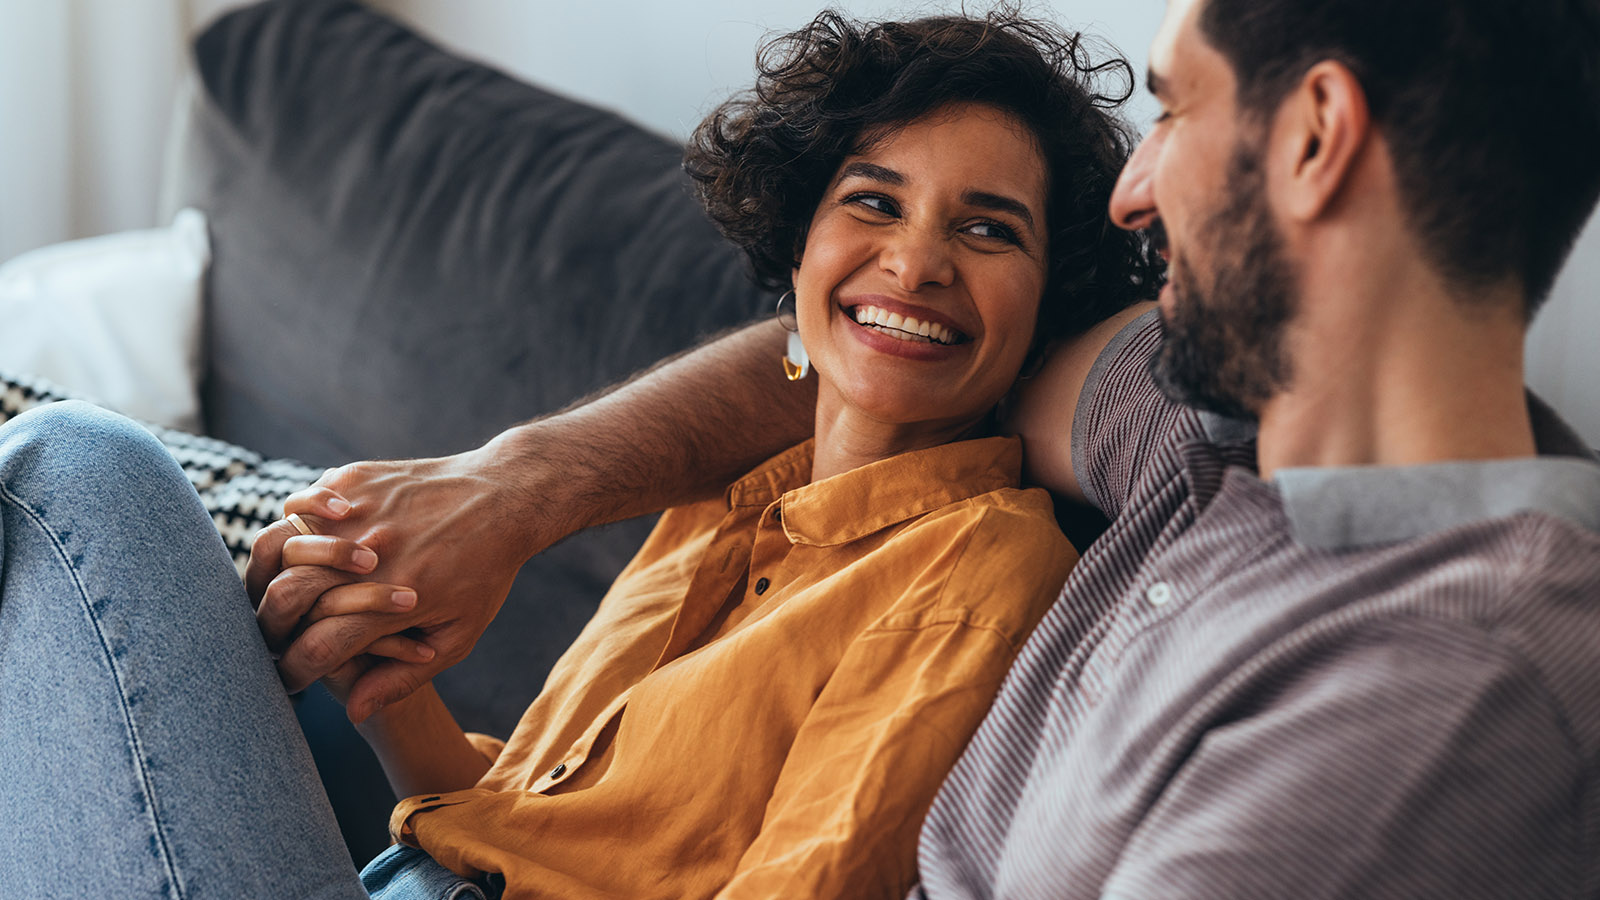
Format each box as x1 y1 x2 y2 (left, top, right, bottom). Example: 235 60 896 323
250 516 494 797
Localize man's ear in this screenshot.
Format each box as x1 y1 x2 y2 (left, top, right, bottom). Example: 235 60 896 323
1277 59 1371 222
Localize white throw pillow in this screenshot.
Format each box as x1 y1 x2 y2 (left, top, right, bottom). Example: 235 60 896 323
0 208 209 433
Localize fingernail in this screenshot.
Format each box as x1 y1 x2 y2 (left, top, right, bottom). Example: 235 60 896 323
328 497 352 515
352 548 379 570
417 644 435 660
392 589 417 609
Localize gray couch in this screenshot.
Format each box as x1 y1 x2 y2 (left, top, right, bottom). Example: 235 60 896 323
169 0 767 861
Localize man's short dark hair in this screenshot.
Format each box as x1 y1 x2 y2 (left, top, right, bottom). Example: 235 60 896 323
1199 0 1600 315
685 9 1164 345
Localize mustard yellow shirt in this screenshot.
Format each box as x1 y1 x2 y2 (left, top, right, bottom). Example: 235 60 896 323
391 436 1076 899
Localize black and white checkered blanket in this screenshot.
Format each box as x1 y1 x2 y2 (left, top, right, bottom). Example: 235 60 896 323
0 371 322 575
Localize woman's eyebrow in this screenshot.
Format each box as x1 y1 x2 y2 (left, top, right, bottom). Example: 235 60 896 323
964 191 1037 231
837 161 905 185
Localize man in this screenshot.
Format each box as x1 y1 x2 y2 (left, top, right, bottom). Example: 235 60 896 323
253 0 1600 893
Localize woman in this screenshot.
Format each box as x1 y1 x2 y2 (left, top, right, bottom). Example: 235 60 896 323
0 10 1156 900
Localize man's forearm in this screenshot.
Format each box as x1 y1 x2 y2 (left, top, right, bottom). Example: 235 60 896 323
488 319 816 547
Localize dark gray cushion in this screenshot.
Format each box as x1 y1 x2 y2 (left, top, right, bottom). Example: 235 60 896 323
172 0 765 861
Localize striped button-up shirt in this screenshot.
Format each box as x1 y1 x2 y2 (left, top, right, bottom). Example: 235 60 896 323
916 311 1600 899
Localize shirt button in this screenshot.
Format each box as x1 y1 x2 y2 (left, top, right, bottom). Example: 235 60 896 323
549 763 567 779
1146 581 1174 607
754 577 770 595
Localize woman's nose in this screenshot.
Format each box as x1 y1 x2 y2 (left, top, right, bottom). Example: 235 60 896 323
878 229 955 291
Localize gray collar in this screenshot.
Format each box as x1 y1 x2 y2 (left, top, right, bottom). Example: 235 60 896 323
1273 397 1600 549
1276 455 1600 550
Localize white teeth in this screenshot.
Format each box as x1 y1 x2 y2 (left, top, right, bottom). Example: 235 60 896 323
848 304 961 345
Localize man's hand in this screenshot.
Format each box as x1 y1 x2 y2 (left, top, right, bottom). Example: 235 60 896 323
247 437 549 722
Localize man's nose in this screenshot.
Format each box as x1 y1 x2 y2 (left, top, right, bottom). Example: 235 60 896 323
1110 133 1159 232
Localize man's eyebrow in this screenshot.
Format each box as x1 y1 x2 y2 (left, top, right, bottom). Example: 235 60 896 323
1147 67 1167 98
837 162 905 185
964 190 1037 232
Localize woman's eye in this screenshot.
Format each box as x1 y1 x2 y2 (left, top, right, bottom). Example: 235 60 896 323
964 221 1019 244
846 193 898 216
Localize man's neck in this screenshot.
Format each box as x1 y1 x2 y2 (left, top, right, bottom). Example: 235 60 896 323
1255 246 1536 479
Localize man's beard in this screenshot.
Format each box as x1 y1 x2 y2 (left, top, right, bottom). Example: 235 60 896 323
1150 140 1298 421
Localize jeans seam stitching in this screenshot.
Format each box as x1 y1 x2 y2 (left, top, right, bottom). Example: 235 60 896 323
0 483 188 900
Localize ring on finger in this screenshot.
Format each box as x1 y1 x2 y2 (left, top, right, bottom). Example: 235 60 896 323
286 513 316 536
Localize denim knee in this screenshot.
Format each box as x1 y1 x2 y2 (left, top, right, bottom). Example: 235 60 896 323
0 400 190 513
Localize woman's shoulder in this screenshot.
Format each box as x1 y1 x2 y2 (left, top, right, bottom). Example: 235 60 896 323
906 483 1068 548
866 485 1077 638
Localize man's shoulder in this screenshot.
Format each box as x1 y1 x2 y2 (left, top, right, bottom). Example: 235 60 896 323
1100 496 1600 763
1208 524 1600 766
1098 605 1591 898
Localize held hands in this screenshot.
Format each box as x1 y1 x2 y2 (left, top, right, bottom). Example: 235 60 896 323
246 521 432 709
246 438 548 722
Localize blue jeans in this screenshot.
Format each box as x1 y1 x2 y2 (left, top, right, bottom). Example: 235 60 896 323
0 402 487 899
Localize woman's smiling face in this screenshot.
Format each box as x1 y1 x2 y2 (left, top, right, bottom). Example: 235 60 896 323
793 102 1050 437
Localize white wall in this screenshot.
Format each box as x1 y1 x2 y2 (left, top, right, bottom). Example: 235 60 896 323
367 0 1600 446
367 0 1162 139
1529 214 1600 445
0 0 189 257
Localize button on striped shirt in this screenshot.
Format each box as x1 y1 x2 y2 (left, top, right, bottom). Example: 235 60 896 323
915 311 1600 899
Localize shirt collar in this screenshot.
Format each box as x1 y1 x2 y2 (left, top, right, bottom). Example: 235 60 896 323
1274 398 1600 549
725 436 1023 547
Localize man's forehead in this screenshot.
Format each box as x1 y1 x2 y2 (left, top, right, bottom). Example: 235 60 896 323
1149 0 1203 91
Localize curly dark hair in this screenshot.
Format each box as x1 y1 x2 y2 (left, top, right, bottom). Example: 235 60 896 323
684 8 1164 347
